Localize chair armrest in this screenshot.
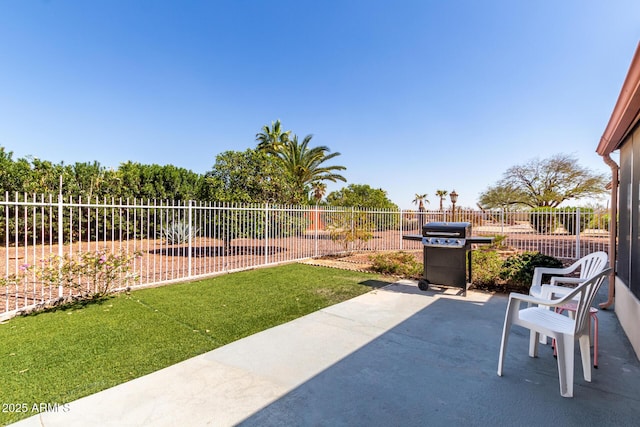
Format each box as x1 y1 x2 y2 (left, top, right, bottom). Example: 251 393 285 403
508 291 568 308
539 284 575 300
531 266 574 286
549 277 584 286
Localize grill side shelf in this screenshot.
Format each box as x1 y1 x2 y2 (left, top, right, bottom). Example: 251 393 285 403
402 234 422 241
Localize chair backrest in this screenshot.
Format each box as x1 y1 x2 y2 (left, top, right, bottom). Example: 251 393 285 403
566 268 611 336
577 251 608 279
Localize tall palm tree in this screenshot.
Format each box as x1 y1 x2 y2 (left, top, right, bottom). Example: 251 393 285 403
276 134 346 202
435 190 448 211
311 182 327 203
412 194 429 212
255 120 291 154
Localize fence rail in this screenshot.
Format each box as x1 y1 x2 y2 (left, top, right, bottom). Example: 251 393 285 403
1 193 610 319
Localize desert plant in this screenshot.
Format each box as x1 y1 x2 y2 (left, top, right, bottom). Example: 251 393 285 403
369 251 422 278
499 251 563 291
159 221 199 244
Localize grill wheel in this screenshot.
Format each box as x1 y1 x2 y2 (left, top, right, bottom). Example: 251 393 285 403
418 279 430 291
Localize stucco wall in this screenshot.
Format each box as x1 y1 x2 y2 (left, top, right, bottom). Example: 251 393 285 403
615 276 640 361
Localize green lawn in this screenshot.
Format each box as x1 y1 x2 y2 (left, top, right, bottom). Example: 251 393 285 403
0 263 391 425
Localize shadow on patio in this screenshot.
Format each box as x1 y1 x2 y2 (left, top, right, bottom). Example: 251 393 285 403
237 282 640 426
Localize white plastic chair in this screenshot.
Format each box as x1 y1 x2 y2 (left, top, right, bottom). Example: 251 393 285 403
497 268 611 398
530 251 608 345
529 251 608 300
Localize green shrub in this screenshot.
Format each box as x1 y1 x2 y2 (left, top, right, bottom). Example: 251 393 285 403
529 208 559 234
499 252 563 291
559 207 593 235
471 250 503 287
588 212 610 231
369 251 422 278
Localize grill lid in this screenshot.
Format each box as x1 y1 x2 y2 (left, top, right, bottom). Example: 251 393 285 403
422 222 471 238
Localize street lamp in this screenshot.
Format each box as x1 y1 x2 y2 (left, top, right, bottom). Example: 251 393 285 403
450 190 458 221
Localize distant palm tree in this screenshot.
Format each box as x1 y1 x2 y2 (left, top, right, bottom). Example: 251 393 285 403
311 182 327 203
256 120 291 154
276 134 346 202
435 190 448 211
412 194 429 212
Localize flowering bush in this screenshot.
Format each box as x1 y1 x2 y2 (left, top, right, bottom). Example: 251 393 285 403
0 263 30 290
33 249 142 299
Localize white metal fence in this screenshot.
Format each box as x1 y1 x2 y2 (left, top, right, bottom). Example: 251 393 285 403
1 193 610 318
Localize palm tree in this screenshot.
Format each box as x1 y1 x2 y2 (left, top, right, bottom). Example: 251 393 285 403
311 182 327 203
412 194 429 212
255 120 291 154
435 190 448 211
276 134 346 203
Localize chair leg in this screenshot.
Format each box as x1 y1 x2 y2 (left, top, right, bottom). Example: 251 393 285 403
579 335 592 382
555 334 575 397
498 319 512 376
593 312 599 368
529 330 539 358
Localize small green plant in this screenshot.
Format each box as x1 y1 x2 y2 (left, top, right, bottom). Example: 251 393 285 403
159 221 199 244
471 250 503 287
327 212 374 252
369 251 422 278
489 234 508 249
499 251 563 291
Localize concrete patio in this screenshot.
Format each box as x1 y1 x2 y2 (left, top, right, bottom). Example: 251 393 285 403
10 279 640 426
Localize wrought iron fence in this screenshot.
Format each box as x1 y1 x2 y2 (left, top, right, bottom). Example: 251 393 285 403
1 192 610 319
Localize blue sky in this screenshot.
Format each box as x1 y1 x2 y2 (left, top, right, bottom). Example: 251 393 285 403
1 1 639 209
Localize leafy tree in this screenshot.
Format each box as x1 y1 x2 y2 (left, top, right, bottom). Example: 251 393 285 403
274 134 346 203
478 184 524 209
116 162 201 201
435 190 448 211
478 154 608 209
326 184 398 209
412 194 429 212
0 148 32 193
198 149 296 204
255 119 291 154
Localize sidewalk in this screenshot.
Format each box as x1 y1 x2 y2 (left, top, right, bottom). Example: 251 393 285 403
11 281 640 426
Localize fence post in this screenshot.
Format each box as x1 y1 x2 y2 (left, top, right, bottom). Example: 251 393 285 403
188 200 193 278
57 192 64 298
265 204 270 265
351 207 355 253
575 207 581 259
314 204 319 258
399 209 404 250
500 208 505 234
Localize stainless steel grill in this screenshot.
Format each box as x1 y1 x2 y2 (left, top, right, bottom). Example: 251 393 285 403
403 221 493 296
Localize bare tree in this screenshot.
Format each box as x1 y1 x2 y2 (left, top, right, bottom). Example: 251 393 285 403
479 154 608 208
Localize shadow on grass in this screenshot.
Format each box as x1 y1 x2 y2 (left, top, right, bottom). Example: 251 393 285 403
359 279 394 289
19 295 115 317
